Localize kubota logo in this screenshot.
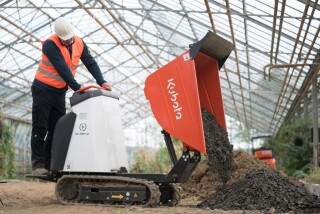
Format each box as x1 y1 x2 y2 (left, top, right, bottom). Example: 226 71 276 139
167 78 182 120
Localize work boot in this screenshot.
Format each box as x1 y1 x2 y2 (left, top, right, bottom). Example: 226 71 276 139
32 168 49 175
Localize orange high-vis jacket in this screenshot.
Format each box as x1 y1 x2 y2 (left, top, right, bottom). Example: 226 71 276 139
35 34 84 88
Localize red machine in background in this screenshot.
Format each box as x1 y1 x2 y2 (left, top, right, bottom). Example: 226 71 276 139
251 135 277 169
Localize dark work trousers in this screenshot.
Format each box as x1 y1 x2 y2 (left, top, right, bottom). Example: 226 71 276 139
31 85 66 170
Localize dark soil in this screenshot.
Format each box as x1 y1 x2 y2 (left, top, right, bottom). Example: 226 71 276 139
201 108 233 183
181 150 273 200
181 109 320 213
197 169 320 214
182 109 320 213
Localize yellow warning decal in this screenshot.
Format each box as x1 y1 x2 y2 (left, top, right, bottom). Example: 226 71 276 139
111 194 124 199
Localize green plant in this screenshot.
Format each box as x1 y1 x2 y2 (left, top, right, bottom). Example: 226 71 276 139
264 118 312 177
292 170 308 179
0 117 16 178
305 169 320 184
130 137 183 173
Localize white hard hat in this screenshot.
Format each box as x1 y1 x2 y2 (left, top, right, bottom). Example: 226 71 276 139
54 17 74 40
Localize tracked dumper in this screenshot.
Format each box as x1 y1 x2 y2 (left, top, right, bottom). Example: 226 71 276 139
27 31 233 206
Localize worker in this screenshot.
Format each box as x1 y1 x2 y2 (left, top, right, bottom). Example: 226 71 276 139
31 17 111 175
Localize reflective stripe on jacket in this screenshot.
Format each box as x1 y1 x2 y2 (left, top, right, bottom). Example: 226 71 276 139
35 34 84 88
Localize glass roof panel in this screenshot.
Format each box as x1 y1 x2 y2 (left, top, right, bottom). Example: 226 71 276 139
0 0 319 145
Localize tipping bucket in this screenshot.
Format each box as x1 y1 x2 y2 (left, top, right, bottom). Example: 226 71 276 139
144 31 233 155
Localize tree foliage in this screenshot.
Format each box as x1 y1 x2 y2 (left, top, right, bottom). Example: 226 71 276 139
264 119 312 177
0 117 16 178
130 138 183 173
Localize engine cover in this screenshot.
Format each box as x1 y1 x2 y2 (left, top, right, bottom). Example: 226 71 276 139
52 90 129 173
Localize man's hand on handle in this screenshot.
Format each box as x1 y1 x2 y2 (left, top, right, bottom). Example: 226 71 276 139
76 84 112 94
101 82 112 91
